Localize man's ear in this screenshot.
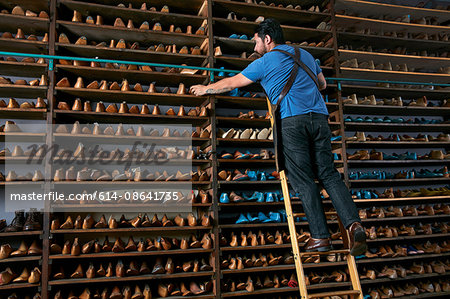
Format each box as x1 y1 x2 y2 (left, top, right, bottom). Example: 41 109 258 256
265 34 272 45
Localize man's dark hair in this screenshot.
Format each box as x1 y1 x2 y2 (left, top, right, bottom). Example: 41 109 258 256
255 18 285 44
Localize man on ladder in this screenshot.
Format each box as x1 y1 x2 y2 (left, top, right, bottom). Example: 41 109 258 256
191 18 367 297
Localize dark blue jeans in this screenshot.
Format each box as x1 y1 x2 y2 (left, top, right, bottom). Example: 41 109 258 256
281 112 360 238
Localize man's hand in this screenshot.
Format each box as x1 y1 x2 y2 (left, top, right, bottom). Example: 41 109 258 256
190 84 208 96
189 74 254 96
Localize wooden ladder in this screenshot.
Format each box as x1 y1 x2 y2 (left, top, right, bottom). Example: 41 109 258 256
267 98 363 299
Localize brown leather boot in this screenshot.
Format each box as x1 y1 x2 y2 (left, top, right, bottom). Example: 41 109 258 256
23 209 41 231
5 210 25 232
348 222 368 256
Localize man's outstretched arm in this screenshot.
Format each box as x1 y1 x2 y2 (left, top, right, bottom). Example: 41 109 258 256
190 73 254 96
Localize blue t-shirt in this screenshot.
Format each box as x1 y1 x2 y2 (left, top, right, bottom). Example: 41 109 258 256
241 44 328 119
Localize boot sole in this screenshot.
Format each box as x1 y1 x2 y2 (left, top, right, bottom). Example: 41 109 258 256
350 230 367 256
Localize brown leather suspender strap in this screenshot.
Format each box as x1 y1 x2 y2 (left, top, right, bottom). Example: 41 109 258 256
269 46 320 172
274 47 300 106
272 47 320 92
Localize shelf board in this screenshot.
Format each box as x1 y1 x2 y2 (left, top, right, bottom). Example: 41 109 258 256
354 195 450 204
336 14 450 35
212 18 331 43
361 272 450 286
59 0 206 28
365 233 450 244
213 0 330 27
0 84 47 98
349 177 450 185
51 202 212 210
0 38 48 54
217 137 274 147
216 138 344 148
0 132 46 142
346 140 450 148
48 271 214 286
51 156 211 165
337 31 450 54
219 181 280 186
348 159 450 167
0 60 47 78
217 158 276 165
339 49 450 72
50 226 212 234
222 264 295 275
361 214 450 223
53 133 210 146
222 261 348 275
71 0 207 15
55 64 207 86
220 221 450 230
54 110 209 126
335 0 450 25
340 84 450 100
55 43 208 66
344 104 450 116
217 196 450 206
0 108 47 120
222 282 352 297
340 67 450 84
345 122 450 132
49 248 213 260
151 296 214 299
0 181 45 186
0 256 41 264
55 87 208 106
392 291 450 299
220 222 311 229
358 252 450 265
222 286 297 298
0 282 40 291
221 244 293 252
218 197 450 208
216 116 270 128
52 181 210 186
57 20 207 48
214 36 334 59
0 230 43 238
215 95 267 109
0 14 48 35
0 156 48 164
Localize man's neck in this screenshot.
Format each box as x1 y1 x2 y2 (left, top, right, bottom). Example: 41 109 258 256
267 43 278 52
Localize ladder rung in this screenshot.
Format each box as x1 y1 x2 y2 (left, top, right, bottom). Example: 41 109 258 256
308 290 361 298
292 211 337 217
300 249 349 256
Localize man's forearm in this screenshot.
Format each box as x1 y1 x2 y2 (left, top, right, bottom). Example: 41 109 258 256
190 73 253 96
204 77 234 94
